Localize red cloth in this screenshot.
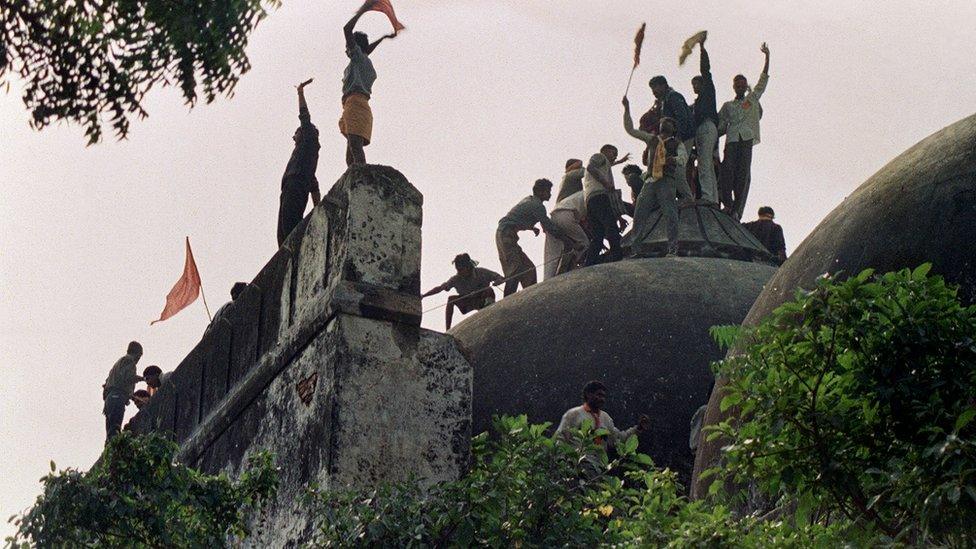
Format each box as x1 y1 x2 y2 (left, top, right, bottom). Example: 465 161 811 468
632 23 646 68
367 0 405 33
151 237 201 325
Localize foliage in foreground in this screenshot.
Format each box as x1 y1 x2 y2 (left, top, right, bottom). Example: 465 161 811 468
309 415 853 547
1 0 279 143
709 265 976 545
6 432 278 548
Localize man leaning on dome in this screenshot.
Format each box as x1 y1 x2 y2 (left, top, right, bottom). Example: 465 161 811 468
555 380 650 451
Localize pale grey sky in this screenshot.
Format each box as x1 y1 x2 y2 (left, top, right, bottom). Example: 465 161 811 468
2 0 974 531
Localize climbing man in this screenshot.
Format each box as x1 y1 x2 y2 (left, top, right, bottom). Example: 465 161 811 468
648 76 695 158
277 78 321 246
422 253 504 329
556 158 585 202
102 341 143 442
142 365 171 397
340 0 398 167
496 179 565 296
718 42 771 220
743 206 787 264
691 35 720 204
583 145 629 266
624 95 692 256
205 281 248 334
554 380 651 467
544 189 589 280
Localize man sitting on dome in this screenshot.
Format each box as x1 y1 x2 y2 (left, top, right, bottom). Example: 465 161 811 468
743 206 787 264
422 253 503 329
555 380 650 468
496 179 566 296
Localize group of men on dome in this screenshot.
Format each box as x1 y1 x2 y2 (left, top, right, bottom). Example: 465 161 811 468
422 36 786 329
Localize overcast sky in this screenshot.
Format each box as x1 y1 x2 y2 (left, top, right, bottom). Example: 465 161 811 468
2 0 975 531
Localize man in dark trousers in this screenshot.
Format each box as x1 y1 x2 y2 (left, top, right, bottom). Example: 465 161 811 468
743 206 787 264
277 78 322 246
648 76 695 156
422 253 504 329
102 341 143 442
691 37 719 205
718 43 771 220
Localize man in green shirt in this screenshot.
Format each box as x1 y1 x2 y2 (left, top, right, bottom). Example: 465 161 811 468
102 341 143 442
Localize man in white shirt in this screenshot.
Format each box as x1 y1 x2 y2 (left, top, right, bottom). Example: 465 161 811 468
544 190 589 280
718 42 770 220
583 145 629 266
554 380 650 452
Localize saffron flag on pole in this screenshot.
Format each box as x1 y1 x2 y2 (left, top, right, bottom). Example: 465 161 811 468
633 22 647 68
151 237 201 325
366 0 405 34
679 30 707 66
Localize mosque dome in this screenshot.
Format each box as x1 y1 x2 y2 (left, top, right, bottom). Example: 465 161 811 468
692 113 976 498
451 208 778 483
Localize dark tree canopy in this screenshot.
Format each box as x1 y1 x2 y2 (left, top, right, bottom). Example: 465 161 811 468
1 0 279 144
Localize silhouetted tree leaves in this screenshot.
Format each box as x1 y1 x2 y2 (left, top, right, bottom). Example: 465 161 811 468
1 0 280 144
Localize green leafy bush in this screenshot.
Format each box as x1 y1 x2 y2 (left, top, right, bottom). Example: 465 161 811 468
6 432 278 548
309 415 850 547
709 265 976 545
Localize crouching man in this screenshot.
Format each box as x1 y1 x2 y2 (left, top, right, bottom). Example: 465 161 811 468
422 253 504 329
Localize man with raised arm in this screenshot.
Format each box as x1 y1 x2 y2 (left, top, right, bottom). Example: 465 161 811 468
718 43 771 220
422 253 503 329
624 96 692 256
277 79 321 246
691 36 719 205
340 1 397 167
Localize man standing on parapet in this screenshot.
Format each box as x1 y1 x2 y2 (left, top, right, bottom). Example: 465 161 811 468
718 43 771 220
690 35 720 205
743 206 787 264
422 253 503 329
340 1 398 167
278 79 321 246
102 341 143 442
583 145 629 266
496 179 565 296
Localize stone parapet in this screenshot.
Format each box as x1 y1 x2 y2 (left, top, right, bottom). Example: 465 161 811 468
126 165 471 545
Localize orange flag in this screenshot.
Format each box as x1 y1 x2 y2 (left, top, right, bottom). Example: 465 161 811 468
151 237 202 325
366 0 405 33
633 22 647 68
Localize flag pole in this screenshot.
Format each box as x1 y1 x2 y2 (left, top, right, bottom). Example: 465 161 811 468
199 282 213 322
624 66 637 97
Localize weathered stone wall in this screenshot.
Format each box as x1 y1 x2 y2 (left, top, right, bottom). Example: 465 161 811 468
127 165 472 545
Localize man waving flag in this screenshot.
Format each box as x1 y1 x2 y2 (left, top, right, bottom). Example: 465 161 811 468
365 0 405 34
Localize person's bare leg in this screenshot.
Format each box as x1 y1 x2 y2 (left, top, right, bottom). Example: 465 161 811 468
348 134 366 165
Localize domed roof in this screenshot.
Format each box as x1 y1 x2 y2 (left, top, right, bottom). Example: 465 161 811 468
451 256 777 483
624 201 778 264
692 112 976 499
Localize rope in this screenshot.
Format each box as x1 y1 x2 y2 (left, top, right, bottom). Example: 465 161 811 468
422 249 579 314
